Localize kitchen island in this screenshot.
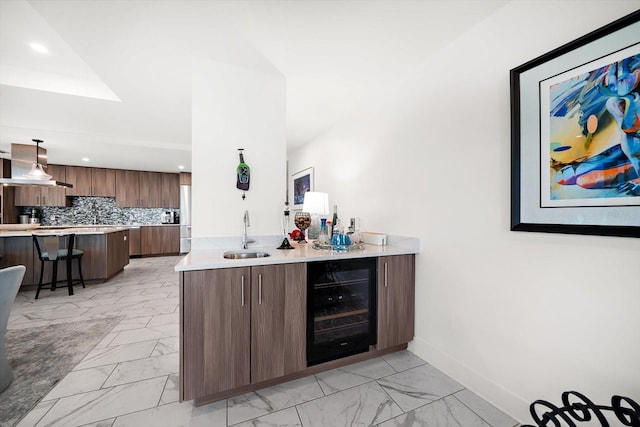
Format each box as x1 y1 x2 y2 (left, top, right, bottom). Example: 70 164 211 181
0 226 130 288
175 236 418 405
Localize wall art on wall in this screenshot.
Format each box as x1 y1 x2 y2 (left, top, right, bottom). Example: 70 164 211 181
291 167 314 209
511 10 640 237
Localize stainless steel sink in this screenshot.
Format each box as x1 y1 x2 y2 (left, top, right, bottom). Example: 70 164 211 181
223 250 271 259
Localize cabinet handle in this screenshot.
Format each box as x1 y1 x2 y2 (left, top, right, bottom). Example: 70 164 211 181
241 275 245 306
384 262 388 287
258 273 262 305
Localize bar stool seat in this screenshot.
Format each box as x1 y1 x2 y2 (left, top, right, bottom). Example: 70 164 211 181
33 233 85 299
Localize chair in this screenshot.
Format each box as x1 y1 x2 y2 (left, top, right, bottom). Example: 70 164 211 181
32 233 85 299
0 265 26 394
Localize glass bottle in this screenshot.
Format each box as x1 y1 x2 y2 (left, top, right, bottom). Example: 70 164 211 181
318 218 329 245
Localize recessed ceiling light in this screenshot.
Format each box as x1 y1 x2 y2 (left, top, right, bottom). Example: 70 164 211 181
178 165 185 170
29 42 49 54
82 157 90 162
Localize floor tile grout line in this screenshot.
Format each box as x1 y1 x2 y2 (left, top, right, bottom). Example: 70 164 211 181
388 388 468 420
451 392 518 427
375 376 406 418
21 398 58 427
155 374 171 407
98 363 120 391
294 404 305 427
451 391 494 427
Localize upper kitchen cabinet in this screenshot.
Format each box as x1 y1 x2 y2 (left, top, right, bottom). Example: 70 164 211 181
161 173 180 208
138 171 163 207
179 172 192 185
66 166 116 197
115 169 140 207
14 164 67 207
92 168 117 197
116 170 179 208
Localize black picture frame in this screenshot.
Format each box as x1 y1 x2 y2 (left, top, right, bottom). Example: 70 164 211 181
510 10 640 238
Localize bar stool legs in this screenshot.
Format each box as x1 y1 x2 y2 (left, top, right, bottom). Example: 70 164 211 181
33 234 85 299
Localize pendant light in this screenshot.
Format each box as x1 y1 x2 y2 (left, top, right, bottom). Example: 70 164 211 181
21 139 51 180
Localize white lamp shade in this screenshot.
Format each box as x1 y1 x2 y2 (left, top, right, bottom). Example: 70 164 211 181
302 192 329 215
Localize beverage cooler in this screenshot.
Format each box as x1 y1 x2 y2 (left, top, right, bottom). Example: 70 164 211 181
306 258 377 366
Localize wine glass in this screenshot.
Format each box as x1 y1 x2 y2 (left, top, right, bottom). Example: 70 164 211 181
294 212 312 243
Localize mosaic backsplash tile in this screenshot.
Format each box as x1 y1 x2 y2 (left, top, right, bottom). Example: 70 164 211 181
21 197 179 226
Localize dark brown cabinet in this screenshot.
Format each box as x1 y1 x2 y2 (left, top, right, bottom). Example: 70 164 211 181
92 168 117 197
138 171 163 207
140 225 180 255
161 173 180 208
1 230 130 287
116 170 178 208
14 164 67 206
128 227 141 256
66 166 116 197
0 159 17 223
115 169 140 207
251 263 306 383
182 268 251 400
106 229 130 278
180 263 307 401
179 172 192 186
377 255 416 350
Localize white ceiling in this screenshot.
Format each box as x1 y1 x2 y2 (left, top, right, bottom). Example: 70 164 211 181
0 0 507 173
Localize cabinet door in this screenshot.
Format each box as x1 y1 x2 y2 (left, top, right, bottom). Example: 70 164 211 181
128 227 141 256
140 226 154 255
139 171 163 207
115 169 139 207
377 255 415 350
92 168 116 197
251 263 306 383
65 166 92 196
162 226 180 254
42 164 67 206
182 268 251 400
14 185 41 206
161 173 180 208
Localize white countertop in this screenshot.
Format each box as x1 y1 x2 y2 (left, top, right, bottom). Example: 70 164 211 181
175 235 419 271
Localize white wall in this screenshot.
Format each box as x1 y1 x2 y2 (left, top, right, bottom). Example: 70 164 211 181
192 58 286 239
288 1 640 422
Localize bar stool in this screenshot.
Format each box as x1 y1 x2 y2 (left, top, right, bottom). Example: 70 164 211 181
32 233 85 299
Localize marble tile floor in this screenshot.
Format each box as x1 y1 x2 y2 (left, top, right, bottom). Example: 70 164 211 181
7 256 518 427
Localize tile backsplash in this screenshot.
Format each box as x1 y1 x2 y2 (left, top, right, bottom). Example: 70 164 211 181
22 197 179 226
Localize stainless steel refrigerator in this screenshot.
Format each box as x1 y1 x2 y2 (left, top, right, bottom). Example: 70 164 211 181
180 185 192 253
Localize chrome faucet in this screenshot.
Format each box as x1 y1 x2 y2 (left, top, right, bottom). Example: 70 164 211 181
241 210 254 249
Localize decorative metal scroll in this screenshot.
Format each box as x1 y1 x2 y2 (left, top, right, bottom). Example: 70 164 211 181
522 391 640 427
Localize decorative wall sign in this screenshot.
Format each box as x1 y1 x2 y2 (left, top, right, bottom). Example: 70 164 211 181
291 167 314 209
511 10 640 237
236 148 250 200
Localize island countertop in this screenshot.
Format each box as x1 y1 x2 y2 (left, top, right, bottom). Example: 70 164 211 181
0 225 131 238
175 235 419 271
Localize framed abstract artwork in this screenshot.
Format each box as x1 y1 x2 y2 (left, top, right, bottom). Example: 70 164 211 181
511 10 640 237
291 167 314 209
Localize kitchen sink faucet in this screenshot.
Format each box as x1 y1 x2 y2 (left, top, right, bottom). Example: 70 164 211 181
241 210 254 249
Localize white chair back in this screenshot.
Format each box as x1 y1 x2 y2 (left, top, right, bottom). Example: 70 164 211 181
0 265 26 394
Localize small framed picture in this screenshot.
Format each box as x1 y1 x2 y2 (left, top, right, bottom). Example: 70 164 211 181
291 167 314 209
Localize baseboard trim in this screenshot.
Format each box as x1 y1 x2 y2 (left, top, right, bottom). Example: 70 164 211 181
409 337 530 423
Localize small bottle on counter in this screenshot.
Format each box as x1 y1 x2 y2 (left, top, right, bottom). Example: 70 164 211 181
318 218 329 245
331 205 338 235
